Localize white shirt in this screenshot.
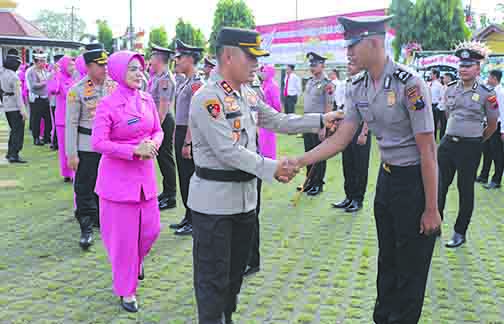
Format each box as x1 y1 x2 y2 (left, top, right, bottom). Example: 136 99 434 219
495 84 504 127
284 73 302 96
430 79 443 105
438 85 447 111
332 79 346 107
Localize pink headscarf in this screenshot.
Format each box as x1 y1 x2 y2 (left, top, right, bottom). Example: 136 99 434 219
261 65 281 112
58 56 74 79
107 51 145 87
75 55 87 78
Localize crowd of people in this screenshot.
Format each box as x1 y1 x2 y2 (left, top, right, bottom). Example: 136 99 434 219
0 13 502 324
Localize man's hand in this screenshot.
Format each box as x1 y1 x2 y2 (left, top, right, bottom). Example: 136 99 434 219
323 111 345 134
68 155 79 171
319 128 326 141
357 134 367 145
20 110 28 121
182 144 192 159
274 157 300 183
420 208 442 236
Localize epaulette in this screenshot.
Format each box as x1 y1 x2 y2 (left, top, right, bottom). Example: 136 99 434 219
393 68 413 84
352 73 366 85
447 80 458 87
480 84 493 92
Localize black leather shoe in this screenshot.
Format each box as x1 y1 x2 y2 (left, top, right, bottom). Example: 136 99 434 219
79 232 93 250
159 197 176 210
306 185 323 196
224 313 234 324
34 138 44 146
345 200 363 213
332 198 352 209
43 138 51 145
475 176 488 183
243 265 260 277
174 224 193 236
63 177 72 183
445 232 466 248
8 156 28 164
138 263 144 281
483 181 501 189
120 297 139 313
169 218 188 229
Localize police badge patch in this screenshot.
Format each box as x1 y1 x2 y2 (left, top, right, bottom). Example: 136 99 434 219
205 99 221 119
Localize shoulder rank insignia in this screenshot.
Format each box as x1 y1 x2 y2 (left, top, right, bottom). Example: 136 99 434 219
205 99 221 119
481 84 493 92
384 75 392 89
220 81 234 95
393 69 412 84
447 80 458 87
352 73 367 86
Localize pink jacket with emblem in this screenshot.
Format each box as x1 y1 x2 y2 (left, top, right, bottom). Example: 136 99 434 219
92 51 164 203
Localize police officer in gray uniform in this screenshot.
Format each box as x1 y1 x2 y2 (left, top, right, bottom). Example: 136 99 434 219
294 16 441 324
0 51 28 163
438 42 499 248
149 44 178 211
188 27 342 324
66 43 116 250
172 39 205 236
302 52 334 196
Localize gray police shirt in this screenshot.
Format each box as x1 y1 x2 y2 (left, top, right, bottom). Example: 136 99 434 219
344 58 434 167
303 75 333 114
444 80 499 138
175 74 204 126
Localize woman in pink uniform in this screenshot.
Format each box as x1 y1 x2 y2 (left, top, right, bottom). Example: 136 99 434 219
48 56 78 182
91 51 163 313
259 64 281 159
75 55 88 79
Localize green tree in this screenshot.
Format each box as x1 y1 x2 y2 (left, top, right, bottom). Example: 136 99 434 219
146 26 169 57
170 18 206 50
209 0 255 54
96 20 114 53
33 9 86 41
389 0 470 58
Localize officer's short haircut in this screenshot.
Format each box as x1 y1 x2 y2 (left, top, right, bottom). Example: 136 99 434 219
490 70 502 83
431 69 440 79
216 46 225 64
288 64 295 71
332 69 340 78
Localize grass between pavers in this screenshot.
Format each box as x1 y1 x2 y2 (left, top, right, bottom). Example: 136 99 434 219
1 113 504 324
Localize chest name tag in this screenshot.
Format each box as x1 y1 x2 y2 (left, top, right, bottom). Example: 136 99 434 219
127 117 140 125
472 93 480 102
356 101 369 108
225 111 243 119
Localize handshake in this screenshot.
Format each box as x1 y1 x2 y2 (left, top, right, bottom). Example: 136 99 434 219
274 157 302 183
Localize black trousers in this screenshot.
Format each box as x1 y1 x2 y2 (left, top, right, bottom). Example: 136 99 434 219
438 136 482 236
50 106 58 145
5 111 25 158
432 104 446 142
193 210 256 324
156 113 177 199
342 125 371 202
30 98 52 141
303 133 326 187
247 179 261 268
373 164 436 324
74 151 101 234
283 95 297 114
479 122 504 184
175 125 195 222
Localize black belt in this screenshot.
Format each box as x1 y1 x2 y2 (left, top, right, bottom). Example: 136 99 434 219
2 92 14 96
78 126 92 135
195 166 256 182
382 163 421 176
445 135 482 143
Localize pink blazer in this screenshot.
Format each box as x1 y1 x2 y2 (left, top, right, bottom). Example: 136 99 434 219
92 89 164 203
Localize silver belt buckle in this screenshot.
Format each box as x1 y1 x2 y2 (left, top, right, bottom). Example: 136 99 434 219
451 136 460 143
